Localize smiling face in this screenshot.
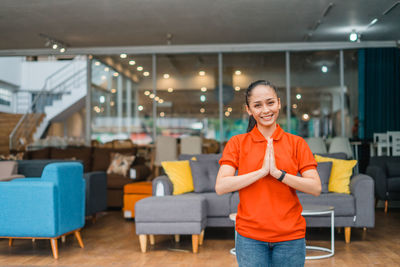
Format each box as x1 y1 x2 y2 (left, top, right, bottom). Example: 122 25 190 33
246 85 281 129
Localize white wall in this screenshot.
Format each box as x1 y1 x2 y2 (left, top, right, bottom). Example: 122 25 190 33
20 61 72 90
0 57 23 87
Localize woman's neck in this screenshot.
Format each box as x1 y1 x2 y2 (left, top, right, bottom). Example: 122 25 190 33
257 123 277 139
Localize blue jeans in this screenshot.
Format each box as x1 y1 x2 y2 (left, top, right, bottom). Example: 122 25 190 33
235 232 305 267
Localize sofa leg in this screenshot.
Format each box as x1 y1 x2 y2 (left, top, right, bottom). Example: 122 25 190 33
8 238 13 247
92 213 97 224
174 234 180 243
192 235 199 253
139 235 147 253
337 227 342 234
385 200 388 213
50 238 59 259
74 230 84 248
345 227 351 243
149 235 155 245
199 230 205 245
61 235 66 243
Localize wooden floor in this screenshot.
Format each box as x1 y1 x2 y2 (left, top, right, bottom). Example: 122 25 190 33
1 208 399 266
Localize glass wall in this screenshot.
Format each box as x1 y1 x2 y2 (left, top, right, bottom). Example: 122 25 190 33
90 50 358 147
155 54 219 139
290 51 340 138
222 53 286 140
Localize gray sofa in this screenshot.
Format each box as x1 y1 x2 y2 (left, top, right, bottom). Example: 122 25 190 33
17 159 107 218
366 156 400 213
152 153 375 243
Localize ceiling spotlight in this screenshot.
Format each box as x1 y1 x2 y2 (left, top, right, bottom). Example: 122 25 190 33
349 30 359 42
104 67 109 72
44 39 51 47
111 88 117 93
235 86 241 91
296 94 302 100
138 105 144 111
292 104 298 109
227 107 233 112
113 72 119 77
200 95 206 102
155 96 160 101
120 53 127 58
160 112 165 117
200 108 205 113
167 87 174 93
235 70 242 75
158 99 164 104
99 96 105 103
144 90 150 96
321 65 328 73
95 61 100 66
137 66 143 71
163 73 170 79
52 43 58 49
143 71 150 77
59 47 66 53
110 101 115 107
302 113 310 121
201 87 207 92
129 60 136 66
225 111 230 117
101 75 106 80
149 94 155 99
199 71 206 76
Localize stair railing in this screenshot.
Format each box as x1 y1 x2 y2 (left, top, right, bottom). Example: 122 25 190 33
9 56 88 151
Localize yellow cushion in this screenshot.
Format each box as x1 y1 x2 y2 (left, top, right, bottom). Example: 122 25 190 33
314 154 357 194
161 160 194 195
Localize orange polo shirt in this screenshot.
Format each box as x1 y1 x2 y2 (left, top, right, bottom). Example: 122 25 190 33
219 124 317 242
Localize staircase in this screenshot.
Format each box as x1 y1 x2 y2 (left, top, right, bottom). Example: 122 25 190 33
0 113 22 154
9 57 88 151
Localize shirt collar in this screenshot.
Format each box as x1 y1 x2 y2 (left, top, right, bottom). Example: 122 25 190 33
249 124 284 142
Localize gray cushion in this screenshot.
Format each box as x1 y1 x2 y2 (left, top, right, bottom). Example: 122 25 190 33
386 162 400 177
297 192 355 216
135 195 206 222
230 192 240 213
388 177 400 192
188 192 231 217
179 153 222 161
190 160 219 193
316 153 347 160
317 162 333 193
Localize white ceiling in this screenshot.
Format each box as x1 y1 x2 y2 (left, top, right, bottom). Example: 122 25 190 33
0 0 399 51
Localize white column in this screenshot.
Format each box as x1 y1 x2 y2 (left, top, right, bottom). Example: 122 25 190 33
126 78 132 136
117 75 123 133
340 50 345 137
85 56 92 146
286 51 291 133
218 53 223 147
152 54 157 142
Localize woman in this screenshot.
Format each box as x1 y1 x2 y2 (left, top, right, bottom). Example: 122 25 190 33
215 80 321 267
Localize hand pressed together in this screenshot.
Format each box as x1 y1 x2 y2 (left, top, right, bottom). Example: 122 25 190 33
261 138 282 179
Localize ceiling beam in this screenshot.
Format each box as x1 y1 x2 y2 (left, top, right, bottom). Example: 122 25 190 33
0 41 397 56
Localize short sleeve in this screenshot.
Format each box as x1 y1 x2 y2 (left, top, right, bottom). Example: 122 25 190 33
296 138 317 174
219 136 239 169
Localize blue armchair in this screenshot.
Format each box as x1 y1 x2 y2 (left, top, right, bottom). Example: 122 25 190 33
0 162 86 259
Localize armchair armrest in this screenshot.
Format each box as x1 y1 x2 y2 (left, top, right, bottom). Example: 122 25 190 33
350 174 375 227
152 175 173 196
10 177 40 182
83 171 107 216
0 181 58 237
366 165 387 200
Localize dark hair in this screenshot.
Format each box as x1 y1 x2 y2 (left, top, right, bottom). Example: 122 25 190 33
246 80 278 132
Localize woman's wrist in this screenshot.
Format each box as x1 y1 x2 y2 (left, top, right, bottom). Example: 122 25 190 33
271 170 282 179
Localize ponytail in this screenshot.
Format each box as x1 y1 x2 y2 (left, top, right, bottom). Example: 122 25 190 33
247 115 257 133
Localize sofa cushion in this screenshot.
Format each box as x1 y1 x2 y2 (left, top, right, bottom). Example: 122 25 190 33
230 192 240 214
179 153 222 161
388 177 400 192
386 162 400 177
50 147 92 172
161 160 194 195
189 160 219 193
107 153 135 177
189 192 231 217
297 192 355 216
92 147 136 172
315 152 347 160
317 161 333 193
315 154 357 194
